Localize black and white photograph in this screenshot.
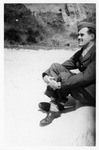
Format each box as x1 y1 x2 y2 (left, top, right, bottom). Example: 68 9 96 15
0 0 98 148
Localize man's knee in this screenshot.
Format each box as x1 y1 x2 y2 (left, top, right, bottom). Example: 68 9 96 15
50 63 60 70
50 63 67 73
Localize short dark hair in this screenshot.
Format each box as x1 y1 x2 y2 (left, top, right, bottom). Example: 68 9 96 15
87 27 96 41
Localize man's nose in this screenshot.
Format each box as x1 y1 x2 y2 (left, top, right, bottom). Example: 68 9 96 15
78 35 82 40
78 34 81 39
78 37 80 41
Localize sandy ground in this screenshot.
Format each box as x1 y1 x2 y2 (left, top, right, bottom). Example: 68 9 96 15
4 48 95 147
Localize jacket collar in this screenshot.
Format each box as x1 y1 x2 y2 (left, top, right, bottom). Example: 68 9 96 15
80 43 96 62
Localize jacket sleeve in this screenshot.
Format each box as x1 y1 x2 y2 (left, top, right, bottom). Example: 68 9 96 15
61 50 81 70
42 68 50 78
59 59 96 88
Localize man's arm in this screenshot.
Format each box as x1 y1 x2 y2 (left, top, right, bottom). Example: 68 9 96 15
62 49 82 70
59 60 96 88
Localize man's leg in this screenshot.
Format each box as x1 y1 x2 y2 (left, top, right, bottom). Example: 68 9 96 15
39 63 72 112
48 63 70 80
39 63 71 126
39 86 66 112
45 63 71 102
39 63 71 112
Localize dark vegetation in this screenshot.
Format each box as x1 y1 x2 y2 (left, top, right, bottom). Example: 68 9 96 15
4 4 46 47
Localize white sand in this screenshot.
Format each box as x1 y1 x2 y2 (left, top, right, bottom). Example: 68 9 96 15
4 48 95 146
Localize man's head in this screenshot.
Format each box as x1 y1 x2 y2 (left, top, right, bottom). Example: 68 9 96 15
77 22 96 47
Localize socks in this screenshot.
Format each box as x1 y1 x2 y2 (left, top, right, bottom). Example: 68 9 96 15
50 102 59 112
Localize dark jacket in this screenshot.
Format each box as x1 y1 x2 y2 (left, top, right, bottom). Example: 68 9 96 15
60 44 96 89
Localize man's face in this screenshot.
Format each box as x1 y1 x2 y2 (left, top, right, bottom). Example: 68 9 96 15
78 27 93 47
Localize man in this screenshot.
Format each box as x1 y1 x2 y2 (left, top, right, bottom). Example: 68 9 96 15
39 21 96 127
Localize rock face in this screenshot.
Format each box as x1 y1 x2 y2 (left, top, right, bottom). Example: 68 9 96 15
26 3 96 25
64 4 95 21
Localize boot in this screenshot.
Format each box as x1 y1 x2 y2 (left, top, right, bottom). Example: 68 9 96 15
40 111 61 127
38 101 65 112
38 102 50 112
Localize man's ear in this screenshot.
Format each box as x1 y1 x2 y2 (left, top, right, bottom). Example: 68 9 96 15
91 34 95 40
